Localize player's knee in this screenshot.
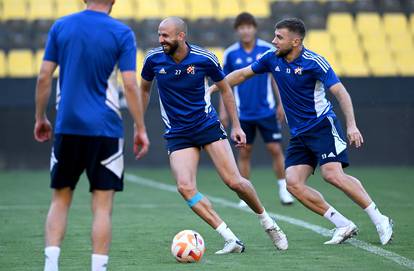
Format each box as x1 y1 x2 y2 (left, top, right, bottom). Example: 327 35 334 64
177 181 197 198
225 176 245 192
285 176 303 196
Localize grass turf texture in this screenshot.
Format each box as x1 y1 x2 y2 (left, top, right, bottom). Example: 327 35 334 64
0 167 413 270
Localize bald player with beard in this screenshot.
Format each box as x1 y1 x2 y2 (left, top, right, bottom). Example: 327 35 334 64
139 17 288 254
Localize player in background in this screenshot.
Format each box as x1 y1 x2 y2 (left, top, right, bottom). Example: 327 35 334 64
209 18 393 245
220 12 294 207
140 17 288 254
34 1 149 270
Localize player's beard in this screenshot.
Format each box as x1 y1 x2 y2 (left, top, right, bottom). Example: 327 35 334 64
161 41 179 55
276 47 292 58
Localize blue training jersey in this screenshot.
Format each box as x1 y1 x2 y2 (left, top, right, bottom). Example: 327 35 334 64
251 47 340 137
223 39 276 121
141 43 225 136
44 10 137 138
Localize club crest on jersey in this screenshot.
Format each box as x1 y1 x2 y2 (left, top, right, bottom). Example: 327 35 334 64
186 65 195 74
294 66 303 75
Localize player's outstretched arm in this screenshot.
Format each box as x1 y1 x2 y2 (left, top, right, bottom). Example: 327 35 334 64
330 82 364 148
121 71 149 159
34 61 57 142
214 79 246 148
207 66 256 95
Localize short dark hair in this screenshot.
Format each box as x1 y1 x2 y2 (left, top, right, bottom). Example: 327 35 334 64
234 12 257 29
275 18 306 39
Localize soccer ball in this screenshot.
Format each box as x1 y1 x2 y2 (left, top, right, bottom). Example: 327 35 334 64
171 230 205 263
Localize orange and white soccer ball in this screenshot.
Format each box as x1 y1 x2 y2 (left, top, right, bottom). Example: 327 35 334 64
171 230 205 263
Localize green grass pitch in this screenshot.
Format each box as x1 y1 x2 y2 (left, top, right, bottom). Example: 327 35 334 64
0 167 413 270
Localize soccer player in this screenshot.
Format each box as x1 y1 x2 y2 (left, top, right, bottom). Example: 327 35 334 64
34 1 149 270
209 18 393 245
140 17 288 254
221 12 294 206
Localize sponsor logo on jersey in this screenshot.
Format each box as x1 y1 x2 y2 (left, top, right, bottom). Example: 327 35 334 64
159 68 167 74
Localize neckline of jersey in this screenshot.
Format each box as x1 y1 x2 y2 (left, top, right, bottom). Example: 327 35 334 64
83 9 110 17
239 38 258 55
282 46 305 64
165 42 192 65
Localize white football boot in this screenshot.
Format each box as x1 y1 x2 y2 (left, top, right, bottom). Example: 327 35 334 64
376 216 394 245
279 187 295 205
324 222 358 245
265 222 288 250
215 239 245 254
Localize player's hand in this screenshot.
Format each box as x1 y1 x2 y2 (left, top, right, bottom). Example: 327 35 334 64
231 126 246 148
276 104 285 123
133 128 150 159
34 118 52 142
347 125 364 148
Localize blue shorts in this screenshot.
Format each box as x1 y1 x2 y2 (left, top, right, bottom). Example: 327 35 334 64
50 134 124 192
240 115 282 145
285 116 349 169
166 121 227 154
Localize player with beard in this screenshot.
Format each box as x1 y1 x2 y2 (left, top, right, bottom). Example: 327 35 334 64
208 18 393 245
140 17 288 254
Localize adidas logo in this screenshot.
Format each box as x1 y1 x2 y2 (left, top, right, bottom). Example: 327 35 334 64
328 152 336 158
159 68 166 74
275 66 280 72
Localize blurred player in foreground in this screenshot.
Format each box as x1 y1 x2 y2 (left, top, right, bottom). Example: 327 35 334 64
140 17 288 254
34 0 149 270
209 18 393 245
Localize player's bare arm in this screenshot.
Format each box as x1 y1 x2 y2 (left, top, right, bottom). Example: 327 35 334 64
271 76 285 123
330 82 364 148
139 78 153 113
122 71 150 159
207 66 256 95
214 79 246 148
34 60 57 143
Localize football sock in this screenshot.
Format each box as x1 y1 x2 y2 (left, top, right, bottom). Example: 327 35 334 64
257 209 276 230
92 254 108 271
44 246 60 271
277 179 287 190
324 206 351 228
364 202 386 225
215 222 238 242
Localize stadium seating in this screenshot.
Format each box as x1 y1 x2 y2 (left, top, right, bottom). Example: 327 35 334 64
1 0 414 77
0 50 6 77
56 1 83 18
188 0 215 20
28 0 55 21
111 0 136 20
2 0 28 20
207 47 224 64
7 49 35 77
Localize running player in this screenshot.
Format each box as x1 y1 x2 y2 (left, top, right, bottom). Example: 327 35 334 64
140 17 288 254
221 12 294 206
34 1 149 270
209 18 393 245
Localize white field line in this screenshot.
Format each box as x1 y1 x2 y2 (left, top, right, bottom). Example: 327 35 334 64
125 173 414 270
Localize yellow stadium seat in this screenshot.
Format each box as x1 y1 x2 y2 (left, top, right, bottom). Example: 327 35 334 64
361 34 388 54
383 13 409 37
56 0 83 17
35 50 59 77
28 0 55 20
388 35 414 53
136 0 162 19
188 0 215 20
0 51 6 77
327 13 355 38
338 50 370 76
306 30 334 54
333 33 360 54
111 0 136 20
240 0 270 18
410 14 414 35
355 13 383 36
367 52 398 76
2 0 28 20
216 0 242 20
7 50 35 78
207 47 224 64
395 51 414 76
136 49 144 79
162 0 189 18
